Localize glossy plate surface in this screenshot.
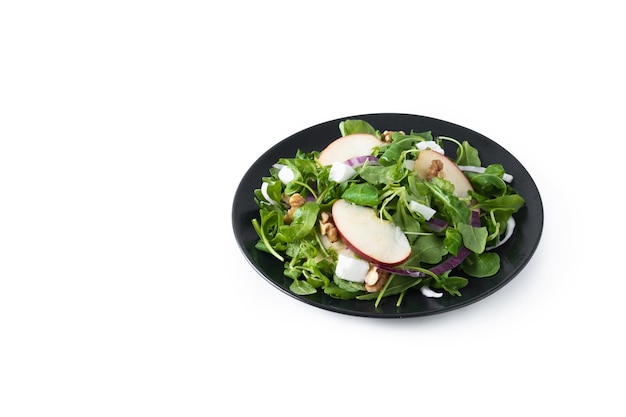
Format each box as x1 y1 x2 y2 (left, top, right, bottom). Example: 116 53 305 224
232 113 543 318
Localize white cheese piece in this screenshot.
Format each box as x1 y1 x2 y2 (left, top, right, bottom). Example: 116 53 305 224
329 162 356 183
417 141 445 155
278 166 295 184
335 253 370 283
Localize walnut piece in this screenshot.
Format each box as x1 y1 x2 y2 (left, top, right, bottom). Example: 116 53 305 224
426 159 444 181
319 211 339 242
289 193 306 208
381 130 406 143
365 268 390 293
283 193 306 224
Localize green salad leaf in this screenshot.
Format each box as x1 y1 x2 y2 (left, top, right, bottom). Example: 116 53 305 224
252 120 526 306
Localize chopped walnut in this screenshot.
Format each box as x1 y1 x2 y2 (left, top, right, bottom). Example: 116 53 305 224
283 193 306 224
319 211 339 242
289 193 306 208
365 268 389 293
381 130 406 143
426 159 444 181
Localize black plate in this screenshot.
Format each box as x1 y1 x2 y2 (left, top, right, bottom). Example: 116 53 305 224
232 113 543 318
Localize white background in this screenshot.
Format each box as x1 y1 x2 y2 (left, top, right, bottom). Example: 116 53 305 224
1 1 624 416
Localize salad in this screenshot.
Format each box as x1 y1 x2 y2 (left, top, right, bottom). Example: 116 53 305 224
252 119 525 307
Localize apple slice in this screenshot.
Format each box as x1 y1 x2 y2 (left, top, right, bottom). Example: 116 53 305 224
413 149 474 198
318 134 384 166
331 199 411 266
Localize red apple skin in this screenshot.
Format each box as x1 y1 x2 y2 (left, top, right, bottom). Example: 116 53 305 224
413 149 474 198
331 199 411 267
318 134 384 166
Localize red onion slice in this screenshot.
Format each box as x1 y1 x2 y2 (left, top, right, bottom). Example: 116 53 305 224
425 218 448 233
343 155 380 168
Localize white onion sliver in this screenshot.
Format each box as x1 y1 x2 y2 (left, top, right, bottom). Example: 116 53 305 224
420 285 443 298
260 182 279 205
502 173 514 183
457 165 485 174
486 217 516 250
409 200 436 221
416 141 445 155
458 165 514 183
